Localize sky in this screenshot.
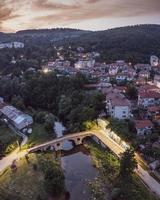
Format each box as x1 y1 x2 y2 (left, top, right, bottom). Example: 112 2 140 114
0 0 160 32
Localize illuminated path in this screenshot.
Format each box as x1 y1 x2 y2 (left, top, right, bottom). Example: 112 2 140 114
28 129 160 198
0 128 160 198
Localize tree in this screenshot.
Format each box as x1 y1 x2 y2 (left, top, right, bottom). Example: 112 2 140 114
126 85 138 99
44 113 55 132
34 111 46 123
11 95 25 110
119 149 137 183
42 161 65 197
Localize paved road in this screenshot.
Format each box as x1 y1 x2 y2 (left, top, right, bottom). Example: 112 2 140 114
136 165 160 197
0 127 160 198
97 129 160 198
0 149 27 173
0 134 28 173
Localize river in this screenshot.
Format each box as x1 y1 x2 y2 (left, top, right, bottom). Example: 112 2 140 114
54 122 99 200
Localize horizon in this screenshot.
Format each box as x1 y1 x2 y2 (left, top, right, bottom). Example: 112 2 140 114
0 0 160 32
1 23 160 34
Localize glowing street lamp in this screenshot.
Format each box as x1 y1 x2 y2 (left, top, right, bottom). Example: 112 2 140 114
43 68 49 73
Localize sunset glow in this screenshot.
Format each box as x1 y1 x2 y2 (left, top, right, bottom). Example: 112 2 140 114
0 0 160 32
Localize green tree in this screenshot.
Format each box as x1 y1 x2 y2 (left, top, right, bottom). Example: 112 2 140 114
126 85 138 99
11 95 25 110
44 113 55 132
119 149 137 182
42 160 65 197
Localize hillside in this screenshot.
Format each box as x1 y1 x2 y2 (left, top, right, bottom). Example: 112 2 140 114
0 28 90 45
65 24 160 63
0 25 160 66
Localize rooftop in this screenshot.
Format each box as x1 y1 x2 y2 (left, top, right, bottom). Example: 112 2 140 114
134 120 153 129
106 90 131 107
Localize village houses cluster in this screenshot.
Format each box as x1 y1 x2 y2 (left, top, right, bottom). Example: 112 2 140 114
0 44 160 171
41 48 160 171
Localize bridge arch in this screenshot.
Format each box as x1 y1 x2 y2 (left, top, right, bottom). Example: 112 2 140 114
28 132 94 153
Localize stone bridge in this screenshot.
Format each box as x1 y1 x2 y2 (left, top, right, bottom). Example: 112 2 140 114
28 131 94 153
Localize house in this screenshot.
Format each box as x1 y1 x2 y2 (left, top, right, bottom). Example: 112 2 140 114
149 160 160 170
106 90 131 119
116 72 134 82
136 77 147 86
134 120 154 136
134 64 151 72
139 70 150 79
147 106 160 121
113 86 127 94
0 42 24 49
138 91 160 108
116 73 127 82
75 58 95 69
154 75 160 88
0 104 33 130
108 65 119 75
0 97 4 103
150 55 159 67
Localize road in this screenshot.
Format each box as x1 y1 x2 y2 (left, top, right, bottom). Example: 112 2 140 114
0 134 28 173
0 126 160 198
96 129 160 198
0 149 27 173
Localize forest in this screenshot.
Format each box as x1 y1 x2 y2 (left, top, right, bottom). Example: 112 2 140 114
0 72 105 132
0 24 160 74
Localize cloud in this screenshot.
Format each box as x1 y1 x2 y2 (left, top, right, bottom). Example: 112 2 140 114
32 0 160 27
0 0 21 31
86 0 101 3
33 0 80 10
0 0 160 32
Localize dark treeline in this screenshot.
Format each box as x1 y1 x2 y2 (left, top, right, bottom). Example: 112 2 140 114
65 24 160 64
0 72 105 132
0 25 160 72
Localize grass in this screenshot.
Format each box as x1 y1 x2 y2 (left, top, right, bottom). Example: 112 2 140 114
86 140 159 200
0 123 20 155
132 175 159 200
0 153 57 200
26 123 55 148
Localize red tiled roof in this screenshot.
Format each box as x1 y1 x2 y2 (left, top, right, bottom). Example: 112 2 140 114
148 106 160 112
139 91 160 99
106 91 131 107
134 120 153 129
84 84 99 88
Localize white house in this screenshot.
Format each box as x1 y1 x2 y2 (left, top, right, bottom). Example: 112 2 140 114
108 65 119 75
134 120 153 136
138 91 160 108
0 42 24 49
106 91 131 119
154 75 160 88
150 55 159 67
75 59 95 69
139 70 150 79
134 64 151 71
13 42 24 48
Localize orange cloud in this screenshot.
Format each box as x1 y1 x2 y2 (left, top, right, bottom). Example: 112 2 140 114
0 0 160 32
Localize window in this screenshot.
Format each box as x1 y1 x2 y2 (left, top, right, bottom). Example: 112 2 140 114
123 111 126 114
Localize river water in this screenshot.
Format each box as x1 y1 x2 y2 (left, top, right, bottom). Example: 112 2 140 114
54 122 98 200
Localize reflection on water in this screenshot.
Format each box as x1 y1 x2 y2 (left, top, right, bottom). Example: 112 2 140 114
54 122 98 200
61 145 98 200
54 122 73 151
54 122 66 137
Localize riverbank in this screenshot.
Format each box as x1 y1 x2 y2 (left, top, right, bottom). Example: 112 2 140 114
0 152 65 200
85 140 159 200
